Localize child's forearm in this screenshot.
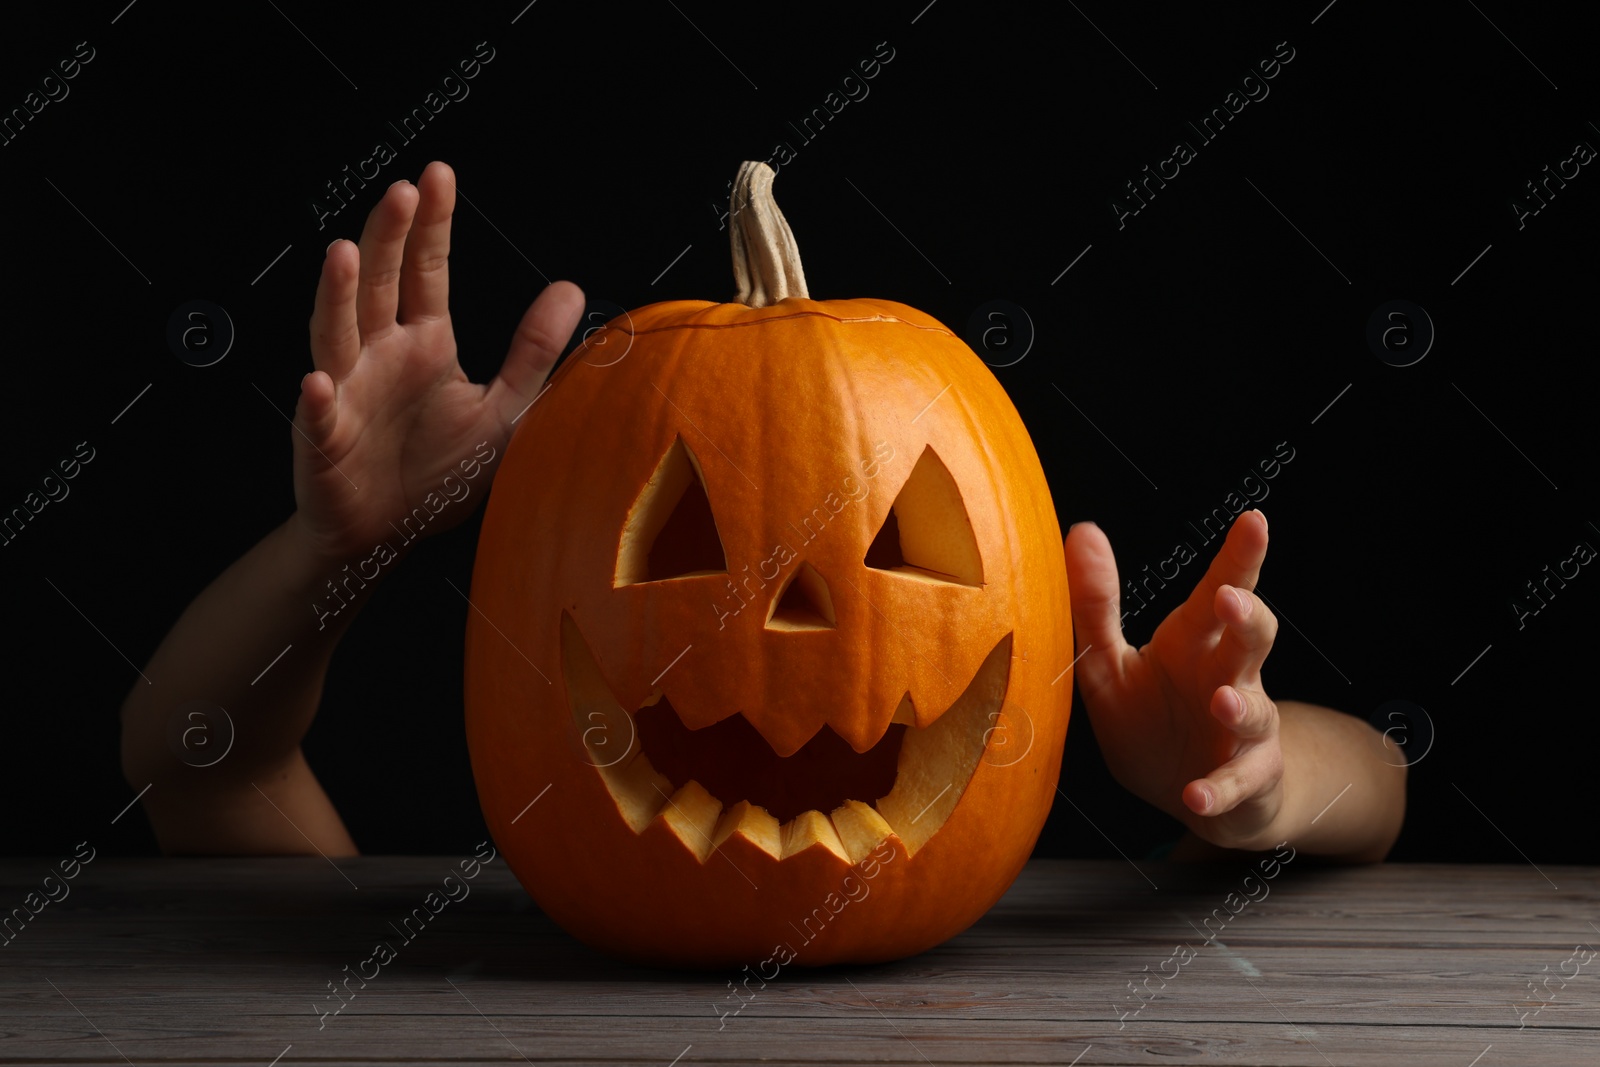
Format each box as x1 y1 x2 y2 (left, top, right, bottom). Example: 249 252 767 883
1172 702 1407 863
119 515 378 854
1274 701 1406 860
1245 700 1407 861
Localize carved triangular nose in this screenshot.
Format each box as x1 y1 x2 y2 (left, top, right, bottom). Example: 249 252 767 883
765 561 835 631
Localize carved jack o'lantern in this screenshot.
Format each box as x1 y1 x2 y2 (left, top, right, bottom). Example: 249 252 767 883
465 163 1071 967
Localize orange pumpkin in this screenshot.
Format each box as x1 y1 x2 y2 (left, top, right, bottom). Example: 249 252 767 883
464 162 1071 966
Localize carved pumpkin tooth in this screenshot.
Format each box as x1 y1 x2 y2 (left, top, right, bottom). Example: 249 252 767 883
711 799 782 859
829 800 895 865
876 633 1012 854
779 810 850 862
652 780 723 862
608 750 675 834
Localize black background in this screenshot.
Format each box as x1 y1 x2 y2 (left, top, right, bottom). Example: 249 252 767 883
1 1 1594 865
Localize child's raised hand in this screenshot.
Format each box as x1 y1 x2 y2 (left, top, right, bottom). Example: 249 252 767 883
290 161 585 564
1063 510 1287 851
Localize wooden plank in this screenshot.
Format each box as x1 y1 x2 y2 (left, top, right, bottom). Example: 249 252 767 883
1 1016 1596 1066
0 859 1595 1065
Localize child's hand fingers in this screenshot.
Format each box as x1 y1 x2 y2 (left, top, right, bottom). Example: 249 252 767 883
488 280 587 425
355 180 420 339
1184 736 1281 816
1216 583 1278 682
293 370 339 458
1063 521 1133 676
1211 681 1276 739
1178 509 1268 636
398 161 455 325
310 241 362 380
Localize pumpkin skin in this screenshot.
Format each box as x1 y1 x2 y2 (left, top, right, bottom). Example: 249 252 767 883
464 177 1071 968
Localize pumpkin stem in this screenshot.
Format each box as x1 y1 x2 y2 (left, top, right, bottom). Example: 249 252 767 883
730 161 809 307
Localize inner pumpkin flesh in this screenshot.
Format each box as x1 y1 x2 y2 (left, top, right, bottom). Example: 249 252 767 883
637 700 906 824
562 613 1012 864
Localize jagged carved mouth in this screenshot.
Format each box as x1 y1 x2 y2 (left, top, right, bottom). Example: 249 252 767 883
562 614 1012 863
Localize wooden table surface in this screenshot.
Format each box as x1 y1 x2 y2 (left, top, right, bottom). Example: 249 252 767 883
2 856 1595 1065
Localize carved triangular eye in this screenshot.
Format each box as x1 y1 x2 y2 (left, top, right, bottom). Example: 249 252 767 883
864 445 983 586
615 436 727 586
